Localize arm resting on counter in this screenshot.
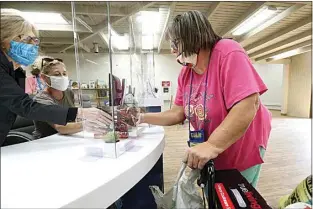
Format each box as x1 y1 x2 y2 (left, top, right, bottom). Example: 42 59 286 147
141 105 185 126
207 93 260 154
53 122 83 135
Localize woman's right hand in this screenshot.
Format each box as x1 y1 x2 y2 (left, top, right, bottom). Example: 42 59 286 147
77 108 112 134
118 107 142 126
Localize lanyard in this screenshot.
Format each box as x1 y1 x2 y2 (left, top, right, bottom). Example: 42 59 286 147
188 53 212 133
36 76 43 90
188 69 209 132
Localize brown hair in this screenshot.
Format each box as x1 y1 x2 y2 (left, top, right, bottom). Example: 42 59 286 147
165 10 221 57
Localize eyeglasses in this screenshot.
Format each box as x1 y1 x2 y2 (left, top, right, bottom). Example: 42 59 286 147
170 39 179 51
17 34 40 45
41 57 64 69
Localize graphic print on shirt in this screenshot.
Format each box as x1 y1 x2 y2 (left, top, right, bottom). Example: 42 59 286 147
183 82 214 130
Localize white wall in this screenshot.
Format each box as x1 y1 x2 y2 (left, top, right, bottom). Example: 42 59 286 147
45 53 181 109
44 53 283 110
281 64 290 115
47 53 182 87
253 63 284 109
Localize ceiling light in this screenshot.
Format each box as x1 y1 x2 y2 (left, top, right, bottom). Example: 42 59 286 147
142 35 154 50
103 26 129 51
140 11 161 35
270 49 299 60
232 6 277 36
22 12 68 25
112 35 129 50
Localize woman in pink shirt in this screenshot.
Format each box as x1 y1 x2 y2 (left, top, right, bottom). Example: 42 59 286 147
25 65 45 95
135 11 272 187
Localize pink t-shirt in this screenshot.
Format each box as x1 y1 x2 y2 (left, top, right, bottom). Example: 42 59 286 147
25 75 45 94
174 39 272 171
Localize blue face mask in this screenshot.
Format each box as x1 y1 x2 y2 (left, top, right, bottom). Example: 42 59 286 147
7 41 39 66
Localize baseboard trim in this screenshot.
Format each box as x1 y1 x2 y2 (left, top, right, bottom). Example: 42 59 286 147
264 104 281 111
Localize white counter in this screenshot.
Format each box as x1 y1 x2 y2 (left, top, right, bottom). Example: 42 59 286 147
1 126 165 209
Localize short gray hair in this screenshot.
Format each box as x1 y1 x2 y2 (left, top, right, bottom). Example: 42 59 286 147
165 10 221 57
0 8 38 42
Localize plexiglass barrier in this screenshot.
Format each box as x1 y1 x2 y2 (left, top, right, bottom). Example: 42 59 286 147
71 2 119 158
129 11 162 110
70 2 151 158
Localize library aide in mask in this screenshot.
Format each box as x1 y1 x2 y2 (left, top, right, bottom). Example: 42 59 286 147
44 74 69 91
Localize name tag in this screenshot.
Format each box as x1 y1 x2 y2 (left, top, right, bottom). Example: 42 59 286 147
188 130 205 147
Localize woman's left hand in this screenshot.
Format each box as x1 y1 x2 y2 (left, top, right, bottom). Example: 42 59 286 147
185 141 221 170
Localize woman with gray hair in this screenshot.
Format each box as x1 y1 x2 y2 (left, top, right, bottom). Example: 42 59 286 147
0 9 111 143
134 10 272 187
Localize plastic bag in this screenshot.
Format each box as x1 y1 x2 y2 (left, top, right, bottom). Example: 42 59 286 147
149 163 204 209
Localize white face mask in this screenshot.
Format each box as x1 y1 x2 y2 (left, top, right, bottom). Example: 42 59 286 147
176 53 198 68
44 75 69 91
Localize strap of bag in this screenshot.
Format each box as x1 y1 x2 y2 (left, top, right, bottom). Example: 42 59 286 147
197 160 216 209
207 160 216 209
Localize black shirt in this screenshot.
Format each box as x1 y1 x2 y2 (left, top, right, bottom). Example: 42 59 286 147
0 50 77 144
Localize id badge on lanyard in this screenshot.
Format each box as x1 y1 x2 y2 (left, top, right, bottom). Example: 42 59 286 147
188 130 205 147
187 57 211 148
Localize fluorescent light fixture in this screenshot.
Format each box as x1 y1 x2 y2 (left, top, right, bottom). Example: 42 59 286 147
142 35 154 50
112 35 129 50
140 11 161 35
270 49 299 60
104 25 129 50
136 11 160 49
22 12 68 25
232 6 277 36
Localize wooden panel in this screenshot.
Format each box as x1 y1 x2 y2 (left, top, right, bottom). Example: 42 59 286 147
150 2 171 6
266 2 297 7
210 2 254 34
251 36 312 58
241 5 312 47
175 2 213 7
248 24 312 54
